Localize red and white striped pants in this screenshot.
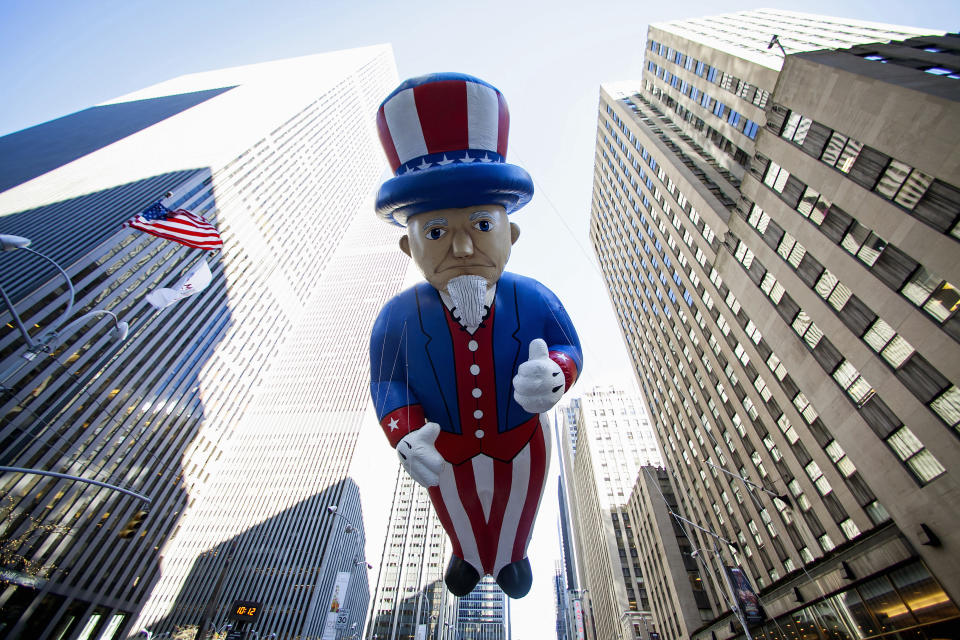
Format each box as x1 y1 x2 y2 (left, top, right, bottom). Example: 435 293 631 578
428 415 551 576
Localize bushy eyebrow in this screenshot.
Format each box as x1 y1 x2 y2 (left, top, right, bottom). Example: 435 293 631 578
469 211 495 220
422 217 448 227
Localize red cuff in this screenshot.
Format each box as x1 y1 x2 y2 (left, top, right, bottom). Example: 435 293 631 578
380 405 426 448
549 350 578 391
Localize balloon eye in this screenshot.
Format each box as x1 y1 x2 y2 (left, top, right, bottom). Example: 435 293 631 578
426 228 446 240
474 220 492 232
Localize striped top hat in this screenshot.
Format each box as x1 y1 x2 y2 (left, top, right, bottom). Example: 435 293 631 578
374 72 534 226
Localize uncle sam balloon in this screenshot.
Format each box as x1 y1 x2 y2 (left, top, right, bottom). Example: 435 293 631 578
369 73 582 598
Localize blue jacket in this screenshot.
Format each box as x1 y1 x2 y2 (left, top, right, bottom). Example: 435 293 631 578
370 271 582 436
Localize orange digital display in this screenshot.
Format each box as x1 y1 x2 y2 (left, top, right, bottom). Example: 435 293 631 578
228 600 262 623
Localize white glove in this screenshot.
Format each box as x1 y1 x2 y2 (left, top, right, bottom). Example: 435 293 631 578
513 338 564 414
397 422 445 487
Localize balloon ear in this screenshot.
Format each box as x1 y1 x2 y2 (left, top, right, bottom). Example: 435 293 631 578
510 222 520 246
399 234 411 257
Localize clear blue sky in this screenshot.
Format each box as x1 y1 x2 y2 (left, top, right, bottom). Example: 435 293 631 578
3 0 957 636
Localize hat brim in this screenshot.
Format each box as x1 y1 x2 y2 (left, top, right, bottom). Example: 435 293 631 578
375 163 534 226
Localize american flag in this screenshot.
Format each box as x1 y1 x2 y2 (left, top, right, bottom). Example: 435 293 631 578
125 202 223 251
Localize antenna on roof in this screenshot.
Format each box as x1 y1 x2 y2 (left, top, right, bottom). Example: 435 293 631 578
768 34 787 56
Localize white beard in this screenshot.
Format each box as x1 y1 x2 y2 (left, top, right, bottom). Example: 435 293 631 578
446 275 489 329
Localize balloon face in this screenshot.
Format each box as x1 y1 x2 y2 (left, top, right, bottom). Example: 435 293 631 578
400 205 519 292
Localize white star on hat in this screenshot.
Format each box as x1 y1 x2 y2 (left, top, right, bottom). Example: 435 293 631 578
436 154 455 166
388 417 399 431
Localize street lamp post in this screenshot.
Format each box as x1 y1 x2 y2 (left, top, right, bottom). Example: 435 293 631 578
1 235 145 504
704 459 789 505
0 234 128 366
326 505 372 639
326 505 372 569
0 466 151 506
685 542 755 640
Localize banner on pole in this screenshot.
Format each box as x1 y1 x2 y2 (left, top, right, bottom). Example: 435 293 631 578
320 571 352 640
725 566 766 624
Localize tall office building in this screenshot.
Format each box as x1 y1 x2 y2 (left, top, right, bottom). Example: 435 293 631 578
554 401 591 640
365 465 511 640
0 46 404 639
455 576 509 640
366 466 457 640
623 466 711 640
556 386 662 640
590 9 959 640
553 562 569 640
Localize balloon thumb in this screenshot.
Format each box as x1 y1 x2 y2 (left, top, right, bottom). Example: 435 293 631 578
421 421 441 442
528 338 549 361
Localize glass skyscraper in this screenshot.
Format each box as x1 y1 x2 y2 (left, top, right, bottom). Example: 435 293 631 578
1 45 405 639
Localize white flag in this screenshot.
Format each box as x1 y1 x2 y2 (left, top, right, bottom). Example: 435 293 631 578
146 259 212 310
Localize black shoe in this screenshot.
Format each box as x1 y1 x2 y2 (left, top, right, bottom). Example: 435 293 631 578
496 557 532 598
445 555 481 596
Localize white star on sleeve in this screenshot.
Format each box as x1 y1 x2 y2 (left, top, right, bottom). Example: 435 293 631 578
388 417 400 431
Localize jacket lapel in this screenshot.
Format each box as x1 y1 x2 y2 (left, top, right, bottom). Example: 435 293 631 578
415 284 459 433
493 275 524 429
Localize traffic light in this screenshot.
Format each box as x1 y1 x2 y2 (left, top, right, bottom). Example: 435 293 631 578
118 509 149 538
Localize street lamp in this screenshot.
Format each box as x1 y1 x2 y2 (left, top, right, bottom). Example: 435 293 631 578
327 504 356 533
325 505 372 640
326 505 373 569
704 459 790 505
685 542 755 640
0 234 147 505
0 234 129 358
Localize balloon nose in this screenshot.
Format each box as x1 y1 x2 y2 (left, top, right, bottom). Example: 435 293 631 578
451 230 474 257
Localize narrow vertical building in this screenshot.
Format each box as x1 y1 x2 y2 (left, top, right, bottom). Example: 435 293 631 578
553 562 570 640
591 9 959 640
624 466 712 640
366 466 456 639
558 386 662 639
0 46 404 639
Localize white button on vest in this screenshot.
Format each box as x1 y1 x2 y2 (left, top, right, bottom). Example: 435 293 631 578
473 409 483 419
472 388 482 398
468 340 479 351
470 364 480 375
475 429 484 438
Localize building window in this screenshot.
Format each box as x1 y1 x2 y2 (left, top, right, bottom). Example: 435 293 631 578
805 461 833 496
840 518 862 540
885 426 946 484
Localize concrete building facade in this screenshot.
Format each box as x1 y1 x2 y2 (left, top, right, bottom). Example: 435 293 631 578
623 466 712 640
590 9 960 640
0 46 404 639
